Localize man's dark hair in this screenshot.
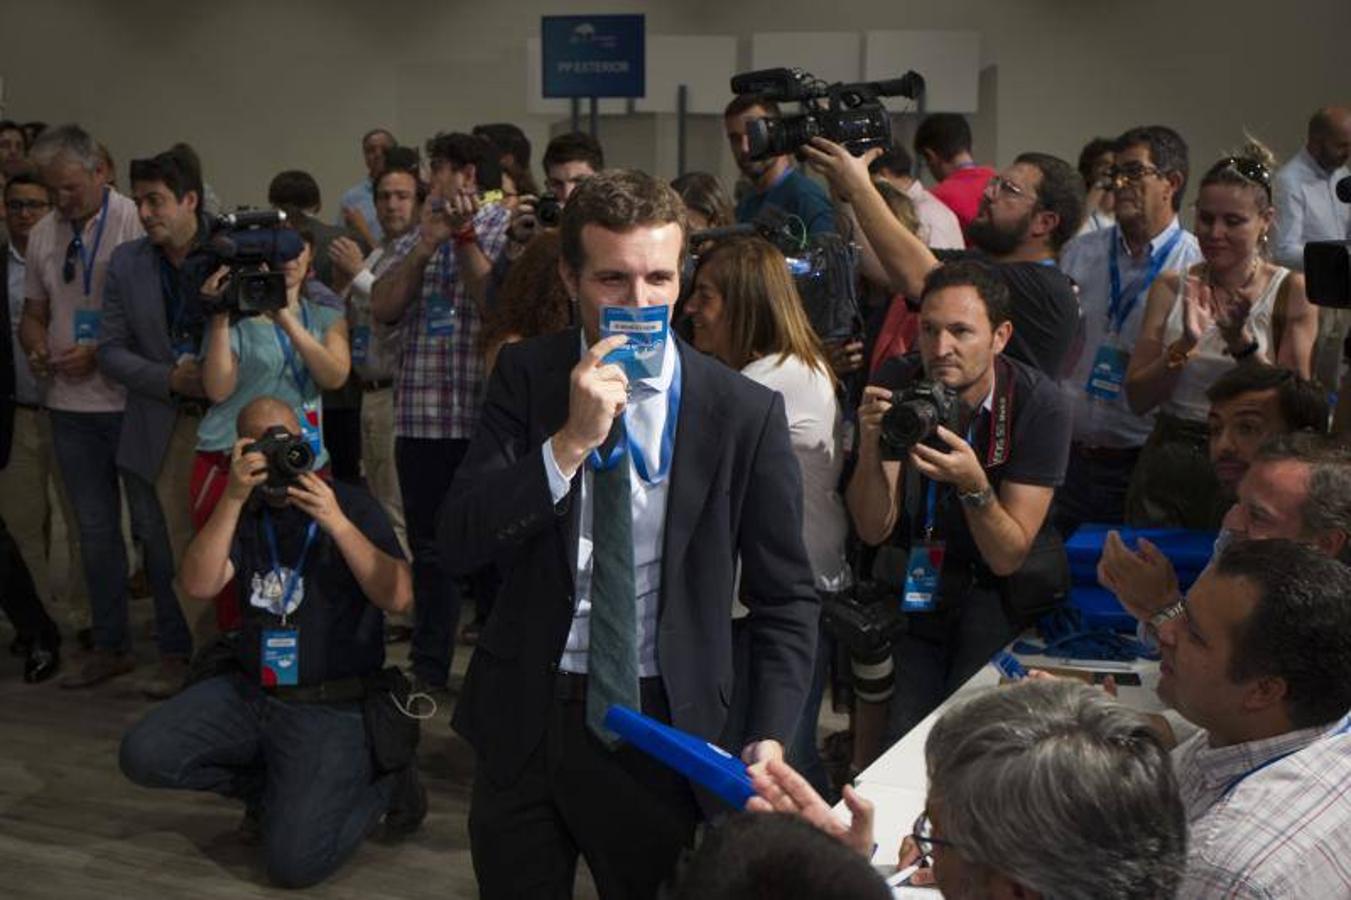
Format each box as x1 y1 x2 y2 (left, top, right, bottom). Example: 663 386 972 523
374 147 427 202
559 169 686 273
473 122 532 170
1215 538 1351 729
0 118 26 149
268 169 322 215
1115 125 1190 212
542 131 604 174
723 93 782 120
425 132 501 191
1205 364 1328 434
130 146 204 204
1077 137 1115 188
665 813 890 900
361 128 396 147
869 144 914 179
1014 151 1086 251
914 113 973 162
921 259 1012 328
2 170 46 198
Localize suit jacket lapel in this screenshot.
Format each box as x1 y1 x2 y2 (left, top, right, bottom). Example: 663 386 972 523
662 340 725 583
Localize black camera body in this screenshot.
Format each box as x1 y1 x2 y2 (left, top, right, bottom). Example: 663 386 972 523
536 193 562 227
820 581 907 657
244 425 315 501
880 379 961 460
729 67 925 161
192 210 305 319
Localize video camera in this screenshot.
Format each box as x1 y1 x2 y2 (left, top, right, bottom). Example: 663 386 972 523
192 210 305 319
244 425 316 503
880 379 961 460
1304 175 1351 309
729 67 925 161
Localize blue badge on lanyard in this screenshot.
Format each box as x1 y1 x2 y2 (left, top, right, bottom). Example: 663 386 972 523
262 627 300 686
1087 227 1183 401
902 481 945 612
600 305 669 381
160 257 197 360
351 325 371 366
588 349 682 485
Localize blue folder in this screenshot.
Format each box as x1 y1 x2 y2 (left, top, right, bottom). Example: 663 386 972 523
603 706 755 809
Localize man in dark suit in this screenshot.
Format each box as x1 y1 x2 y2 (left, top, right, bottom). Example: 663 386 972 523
439 170 820 899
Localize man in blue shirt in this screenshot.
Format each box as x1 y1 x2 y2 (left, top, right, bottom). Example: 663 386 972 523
724 94 836 236
337 128 396 248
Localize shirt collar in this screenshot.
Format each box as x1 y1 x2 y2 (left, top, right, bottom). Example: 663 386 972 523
1116 216 1182 260
1190 715 1349 790
7 241 23 265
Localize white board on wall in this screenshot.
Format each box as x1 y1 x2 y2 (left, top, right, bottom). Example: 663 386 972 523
864 31 981 113
633 35 738 115
749 32 861 87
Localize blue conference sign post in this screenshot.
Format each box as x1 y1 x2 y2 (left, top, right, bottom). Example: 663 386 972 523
541 14 645 136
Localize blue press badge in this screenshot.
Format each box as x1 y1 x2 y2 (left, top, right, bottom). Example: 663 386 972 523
990 650 1028 681
601 305 669 380
1085 343 1130 401
73 309 102 345
426 295 456 337
901 542 945 612
351 325 371 366
261 627 300 686
299 401 323 460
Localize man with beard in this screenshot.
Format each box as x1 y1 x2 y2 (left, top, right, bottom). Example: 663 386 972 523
804 137 1083 377
724 94 836 236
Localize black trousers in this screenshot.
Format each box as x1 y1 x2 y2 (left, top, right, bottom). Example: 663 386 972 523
469 676 701 900
0 513 58 645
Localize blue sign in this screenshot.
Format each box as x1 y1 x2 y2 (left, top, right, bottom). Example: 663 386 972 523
541 14 645 98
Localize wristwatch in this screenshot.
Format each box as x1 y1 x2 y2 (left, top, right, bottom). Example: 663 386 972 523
958 484 995 509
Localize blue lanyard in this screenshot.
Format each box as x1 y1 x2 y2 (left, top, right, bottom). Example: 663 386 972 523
437 244 453 294
1107 226 1182 335
588 351 682 484
262 512 319 623
274 302 312 394
1220 718 1351 800
921 416 982 538
71 187 111 297
158 255 189 341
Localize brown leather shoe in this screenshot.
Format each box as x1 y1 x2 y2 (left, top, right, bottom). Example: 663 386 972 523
140 655 190 700
59 649 135 689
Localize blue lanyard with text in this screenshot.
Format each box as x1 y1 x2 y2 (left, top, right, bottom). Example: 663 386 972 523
72 187 111 297
921 416 982 539
274 302 312 394
588 352 682 484
262 511 319 623
1220 718 1351 800
1107 226 1182 335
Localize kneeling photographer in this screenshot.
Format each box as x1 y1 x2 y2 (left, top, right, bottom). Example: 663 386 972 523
842 261 1072 764
118 396 419 890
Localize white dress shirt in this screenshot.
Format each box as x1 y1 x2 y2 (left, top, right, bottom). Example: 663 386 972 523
345 245 403 383
543 333 677 677
1272 147 1351 271
1059 218 1202 448
902 179 965 250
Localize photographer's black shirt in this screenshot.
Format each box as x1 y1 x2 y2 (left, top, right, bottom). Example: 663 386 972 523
871 353 1072 586
934 250 1080 377
230 482 405 686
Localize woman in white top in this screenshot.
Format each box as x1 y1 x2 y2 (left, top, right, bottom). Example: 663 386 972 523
1124 142 1318 528
684 235 847 797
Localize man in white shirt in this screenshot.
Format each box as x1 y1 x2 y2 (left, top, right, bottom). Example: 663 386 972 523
1054 125 1202 536
868 145 964 250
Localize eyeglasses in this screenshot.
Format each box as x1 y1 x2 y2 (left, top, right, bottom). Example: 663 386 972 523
5 199 50 214
1108 163 1165 184
985 175 1037 203
910 810 961 865
63 235 82 284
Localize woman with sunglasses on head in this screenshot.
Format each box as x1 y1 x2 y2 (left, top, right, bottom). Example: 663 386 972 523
1124 140 1318 529
683 236 850 798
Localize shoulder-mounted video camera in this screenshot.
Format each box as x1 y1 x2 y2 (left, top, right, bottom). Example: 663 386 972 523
190 210 305 319
730 67 925 161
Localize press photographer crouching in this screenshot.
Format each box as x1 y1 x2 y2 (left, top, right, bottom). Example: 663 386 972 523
118 395 421 889
842 260 1072 765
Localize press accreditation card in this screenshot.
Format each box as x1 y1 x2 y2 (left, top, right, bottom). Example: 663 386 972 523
1085 344 1130 401
73 309 102 346
901 542 945 612
261 627 300 686
601 305 668 381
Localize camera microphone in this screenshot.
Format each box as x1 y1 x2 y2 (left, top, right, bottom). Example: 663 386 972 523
1336 175 1351 204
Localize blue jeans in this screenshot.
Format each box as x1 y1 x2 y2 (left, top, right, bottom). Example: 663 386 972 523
49 410 191 656
119 672 394 889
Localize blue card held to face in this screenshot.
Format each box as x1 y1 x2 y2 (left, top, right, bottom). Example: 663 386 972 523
601 305 669 381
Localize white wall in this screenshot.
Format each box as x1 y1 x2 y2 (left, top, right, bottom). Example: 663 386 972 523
1 0 1346 216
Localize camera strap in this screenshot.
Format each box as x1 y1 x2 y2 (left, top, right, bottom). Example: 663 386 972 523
262 512 319 625
274 302 313 394
981 357 1016 468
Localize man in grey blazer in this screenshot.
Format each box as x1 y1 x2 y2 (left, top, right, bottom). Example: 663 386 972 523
97 147 211 697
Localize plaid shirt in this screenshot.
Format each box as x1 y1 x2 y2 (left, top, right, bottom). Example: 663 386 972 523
384 203 510 439
1173 714 1351 898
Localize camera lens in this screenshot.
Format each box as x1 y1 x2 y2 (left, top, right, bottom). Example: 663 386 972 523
884 399 938 450
280 440 315 476
747 115 821 160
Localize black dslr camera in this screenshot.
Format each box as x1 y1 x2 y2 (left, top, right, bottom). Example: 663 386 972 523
535 193 562 227
191 210 305 319
244 426 315 501
730 67 925 161
1304 176 1351 308
880 380 961 460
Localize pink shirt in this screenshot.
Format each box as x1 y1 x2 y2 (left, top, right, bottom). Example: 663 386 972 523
23 187 143 413
929 164 996 236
